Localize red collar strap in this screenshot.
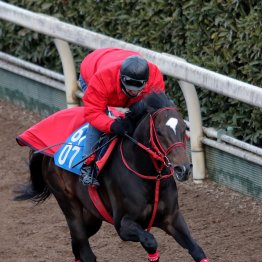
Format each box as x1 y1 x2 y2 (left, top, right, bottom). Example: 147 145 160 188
120 139 173 232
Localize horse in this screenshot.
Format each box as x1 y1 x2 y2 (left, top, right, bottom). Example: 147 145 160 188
15 92 209 262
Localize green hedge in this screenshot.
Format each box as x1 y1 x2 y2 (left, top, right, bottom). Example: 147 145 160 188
1 0 261 145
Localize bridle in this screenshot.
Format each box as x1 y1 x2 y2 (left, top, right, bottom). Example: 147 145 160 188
149 107 186 173
121 106 186 177
120 106 187 231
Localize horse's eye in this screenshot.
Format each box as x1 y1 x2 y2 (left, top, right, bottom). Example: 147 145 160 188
156 128 163 136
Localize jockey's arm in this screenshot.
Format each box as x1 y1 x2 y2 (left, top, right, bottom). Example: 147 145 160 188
83 84 114 133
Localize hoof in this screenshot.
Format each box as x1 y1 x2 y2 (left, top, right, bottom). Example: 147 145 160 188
200 259 210 262
148 251 160 261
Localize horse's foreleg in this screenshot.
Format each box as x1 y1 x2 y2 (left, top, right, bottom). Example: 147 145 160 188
118 216 159 261
161 210 209 262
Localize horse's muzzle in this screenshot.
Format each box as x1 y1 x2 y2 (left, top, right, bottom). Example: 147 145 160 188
173 163 192 181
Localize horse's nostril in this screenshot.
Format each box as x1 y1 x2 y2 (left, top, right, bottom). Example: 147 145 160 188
174 165 184 174
174 164 192 174
174 164 192 182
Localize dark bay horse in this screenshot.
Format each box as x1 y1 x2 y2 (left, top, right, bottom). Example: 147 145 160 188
15 92 209 262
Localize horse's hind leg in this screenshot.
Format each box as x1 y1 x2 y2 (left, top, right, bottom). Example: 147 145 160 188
160 210 208 262
68 210 102 262
43 160 101 262
53 189 102 262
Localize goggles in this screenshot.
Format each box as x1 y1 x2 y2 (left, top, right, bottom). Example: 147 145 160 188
121 75 147 91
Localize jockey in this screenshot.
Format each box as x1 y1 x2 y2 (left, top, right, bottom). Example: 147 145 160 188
79 47 165 186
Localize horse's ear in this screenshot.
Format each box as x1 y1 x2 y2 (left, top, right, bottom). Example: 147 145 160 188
143 91 161 110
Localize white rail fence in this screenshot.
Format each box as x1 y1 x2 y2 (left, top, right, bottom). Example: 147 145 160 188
1 1 261 182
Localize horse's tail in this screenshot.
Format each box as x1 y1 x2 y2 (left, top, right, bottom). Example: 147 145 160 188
14 150 51 203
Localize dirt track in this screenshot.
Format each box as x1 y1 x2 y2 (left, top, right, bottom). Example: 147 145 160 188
0 98 261 262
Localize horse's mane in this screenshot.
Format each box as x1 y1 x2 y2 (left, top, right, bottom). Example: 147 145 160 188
143 91 174 111
126 92 176 130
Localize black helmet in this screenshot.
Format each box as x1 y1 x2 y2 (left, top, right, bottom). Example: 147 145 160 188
120 56 149 92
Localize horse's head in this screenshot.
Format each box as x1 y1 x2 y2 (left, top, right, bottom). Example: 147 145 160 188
131 92 192 181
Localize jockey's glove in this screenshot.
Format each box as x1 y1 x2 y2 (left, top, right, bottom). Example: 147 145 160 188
110 117 134 136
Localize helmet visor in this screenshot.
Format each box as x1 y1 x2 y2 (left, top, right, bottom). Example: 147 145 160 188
121 75 146 91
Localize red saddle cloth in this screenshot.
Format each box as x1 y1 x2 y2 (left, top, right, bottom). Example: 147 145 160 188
16 106 121 172
17 107 87 156
17 106 123 155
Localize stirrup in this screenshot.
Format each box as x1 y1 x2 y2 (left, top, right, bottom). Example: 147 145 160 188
80 173 100 187
79 167 100 187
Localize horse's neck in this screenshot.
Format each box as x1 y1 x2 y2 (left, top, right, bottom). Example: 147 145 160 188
133 114 151 146
123 118 157 175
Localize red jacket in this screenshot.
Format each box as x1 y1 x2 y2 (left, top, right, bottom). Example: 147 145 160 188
81 48 165 133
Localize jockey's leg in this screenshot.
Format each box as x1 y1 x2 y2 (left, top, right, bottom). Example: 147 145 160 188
117 216 159 261
78 75 101 186
80 124 102 186
160 209 209 262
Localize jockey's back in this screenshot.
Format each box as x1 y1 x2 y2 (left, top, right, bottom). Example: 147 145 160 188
80 48 141 83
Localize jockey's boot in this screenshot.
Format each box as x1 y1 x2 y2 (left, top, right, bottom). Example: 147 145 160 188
79 163 100 187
